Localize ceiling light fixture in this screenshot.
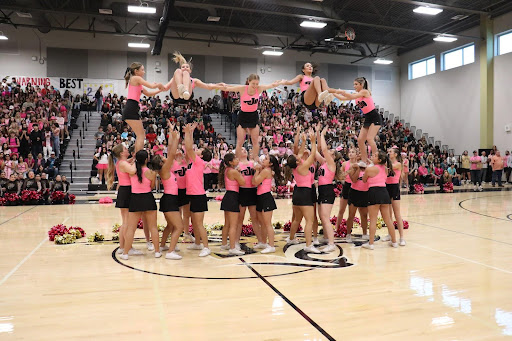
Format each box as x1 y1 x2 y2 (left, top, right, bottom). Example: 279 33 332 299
0 32 8 40
413 6 443 15
262 50 283 56
207 16 220 22
99 9 113 15
128 42 150 48
374 59 393 65
16 12 32 18
127 4 156 14
433 35 457 42
300 20 327 29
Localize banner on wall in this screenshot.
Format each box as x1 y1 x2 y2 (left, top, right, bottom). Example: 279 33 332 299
8 76 119 98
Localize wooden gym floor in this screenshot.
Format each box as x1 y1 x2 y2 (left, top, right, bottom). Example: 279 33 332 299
1 189 511 340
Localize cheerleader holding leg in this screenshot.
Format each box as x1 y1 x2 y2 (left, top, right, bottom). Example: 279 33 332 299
122 62 164 154
345 162 369 243
335 148 357 231
325 77 382 165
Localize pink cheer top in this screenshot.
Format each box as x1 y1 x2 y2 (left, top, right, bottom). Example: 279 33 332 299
240 85 259 112
116 160 131 186
130 166 152 193
309 164 316 186
127 84 143 102
162 172 178 195
239 161 256 188
356 96 375 114
172 160 187 189
318 162 335 186
257 176 272 195
300 75 313 92
386 163 401 185
185 154 206 195
344 161 352 184
367 164 387 188
293 168 312 188
351 170 369 192
224 168 240 192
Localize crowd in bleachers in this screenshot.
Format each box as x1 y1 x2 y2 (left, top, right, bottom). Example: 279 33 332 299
0 77 75 202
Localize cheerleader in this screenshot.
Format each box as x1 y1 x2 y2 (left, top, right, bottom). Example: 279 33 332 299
362 150 397 250
316 127 340 252
156 127 183 260
235 147 264 251
22 171 41 191
123 62 164 153
345 161 369 243
106 144 140 256
219 153 246 255
183 123 211 257
325 77 382 165
121 150 159 260
171 146 195 244
335 147 357 230
223 74 281 159
164 51 226 104
384 147 406 246
286 128 320 253
252 155 281 254
280 62 335 110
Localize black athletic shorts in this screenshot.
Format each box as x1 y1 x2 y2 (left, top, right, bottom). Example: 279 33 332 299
363 109 383 127
170 91 194 105
341 182 351 199
122 99 140 121
115 185 131 208
129 192 157 212
239 187 258 207
386 183 401 201
368 187 391 205
159 194 180 212
292 186 315 206
300 92 317 111
348 188 368 208
238 111 259 129
220 191 240 212
317 184 335 204
177 188 189 207
256 192 277 212
188 194 208 212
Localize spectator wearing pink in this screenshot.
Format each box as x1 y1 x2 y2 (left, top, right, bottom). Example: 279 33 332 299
418 163 429 184
490 151 504 187
152 142 164 156
470 150 482 190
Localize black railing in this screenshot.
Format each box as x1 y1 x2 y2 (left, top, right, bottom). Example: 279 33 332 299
76 140 80 159
69 161 73 183
72 150 77 170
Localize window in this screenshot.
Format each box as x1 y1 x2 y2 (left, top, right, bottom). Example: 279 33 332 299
409 56 436 80
442 44 475 71
497 30 512 56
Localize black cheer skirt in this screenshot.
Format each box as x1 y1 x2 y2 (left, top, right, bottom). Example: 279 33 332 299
220 191 240 212
129 192 157 212
115 185 131 208
159 194 180 212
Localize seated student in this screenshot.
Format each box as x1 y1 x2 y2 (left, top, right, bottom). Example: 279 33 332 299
447 164 461 186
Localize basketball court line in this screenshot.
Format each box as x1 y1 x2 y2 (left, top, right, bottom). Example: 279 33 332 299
407 242 512 275
0 216 68 286
240 257 336 341
0 206 37 227
459 196 512 222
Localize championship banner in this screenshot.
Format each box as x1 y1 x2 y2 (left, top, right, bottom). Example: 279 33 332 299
82 81 116 99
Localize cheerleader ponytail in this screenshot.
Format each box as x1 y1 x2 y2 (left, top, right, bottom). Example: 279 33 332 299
172 51 193 70
125 62 143 88
269 155 283 185
106 144 124 190
355 77 369 90
219 153 235 188
135 150 148 183
377 150 395 177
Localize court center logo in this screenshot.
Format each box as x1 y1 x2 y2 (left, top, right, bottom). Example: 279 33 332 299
113 233 359 280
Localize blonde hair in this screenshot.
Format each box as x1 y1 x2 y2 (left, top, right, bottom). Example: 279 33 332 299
124 62 143 88
355 77 370 90
106 144 125 190
172 51 193 69
245 73 260 85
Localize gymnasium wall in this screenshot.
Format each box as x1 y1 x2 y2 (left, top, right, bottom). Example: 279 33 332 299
493 14 512 151
0 27 400 114
400 11 512 153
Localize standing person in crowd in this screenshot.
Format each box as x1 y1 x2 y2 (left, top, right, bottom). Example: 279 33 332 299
505 150 512 184
30 125 43 158
210 152 221 192
94 146 109 184
183 122 211 257
52 123 60 159
325 77 382 166
222 74 281 159
362 150 397 250
122 62 164 154
470 150 483 191
490 150 505 187
106 144 139 257
95 86 103 113
460 151 471 184
480 151 488 184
